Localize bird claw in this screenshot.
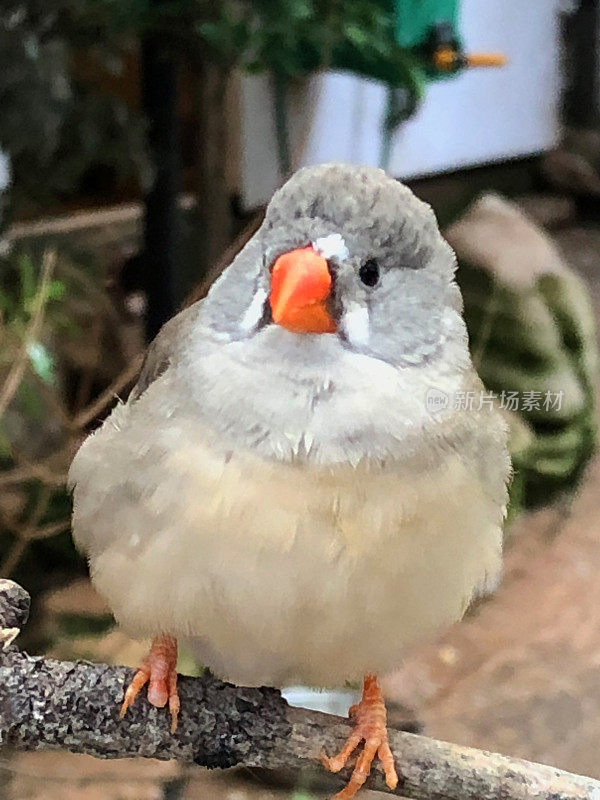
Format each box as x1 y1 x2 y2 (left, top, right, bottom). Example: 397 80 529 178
321 675 398 800
119 634 180 733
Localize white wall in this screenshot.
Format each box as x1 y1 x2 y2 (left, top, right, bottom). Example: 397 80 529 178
240 0 564 209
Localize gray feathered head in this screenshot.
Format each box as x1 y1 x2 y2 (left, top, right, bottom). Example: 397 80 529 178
200 163 463 367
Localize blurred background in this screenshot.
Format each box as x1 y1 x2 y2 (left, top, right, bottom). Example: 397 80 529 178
2 0 600 797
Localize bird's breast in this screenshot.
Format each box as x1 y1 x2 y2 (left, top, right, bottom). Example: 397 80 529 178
75 415 503 686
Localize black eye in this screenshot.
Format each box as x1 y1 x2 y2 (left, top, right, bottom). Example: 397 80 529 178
359 259 380 287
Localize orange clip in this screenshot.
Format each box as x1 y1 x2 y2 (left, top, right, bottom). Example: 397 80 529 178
434 46 507 72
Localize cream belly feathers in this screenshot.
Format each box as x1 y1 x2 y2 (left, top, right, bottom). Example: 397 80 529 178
69 163 510 691
70 332 507 688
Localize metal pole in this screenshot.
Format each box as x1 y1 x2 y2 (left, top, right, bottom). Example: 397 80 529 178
140 12 181 342
562 0 600 128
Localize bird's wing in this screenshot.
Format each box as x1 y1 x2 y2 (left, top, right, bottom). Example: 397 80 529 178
131 300 204 402
67 300 204 519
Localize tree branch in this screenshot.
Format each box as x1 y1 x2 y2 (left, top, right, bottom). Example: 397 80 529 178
1 579 599 800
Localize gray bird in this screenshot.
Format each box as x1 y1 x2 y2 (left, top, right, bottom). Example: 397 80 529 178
69 163 510 800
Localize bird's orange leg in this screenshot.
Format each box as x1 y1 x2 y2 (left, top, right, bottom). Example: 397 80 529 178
321 674 398 800
119 634 180 733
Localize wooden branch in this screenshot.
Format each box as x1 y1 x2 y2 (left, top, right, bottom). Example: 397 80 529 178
1 579 599 800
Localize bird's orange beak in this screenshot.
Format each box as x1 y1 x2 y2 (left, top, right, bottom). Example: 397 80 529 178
269 247 337 334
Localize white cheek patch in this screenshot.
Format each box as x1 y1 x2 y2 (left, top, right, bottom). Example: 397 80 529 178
341 304 370 347
240 287 268 334
313 233 349 261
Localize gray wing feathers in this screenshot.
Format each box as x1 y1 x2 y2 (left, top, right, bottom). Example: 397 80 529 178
131 301 203 401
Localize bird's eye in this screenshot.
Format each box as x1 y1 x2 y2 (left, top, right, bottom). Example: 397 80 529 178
359 259 380 287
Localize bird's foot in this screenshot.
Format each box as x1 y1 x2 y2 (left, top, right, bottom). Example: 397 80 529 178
321 674 398 800
120 634 180 733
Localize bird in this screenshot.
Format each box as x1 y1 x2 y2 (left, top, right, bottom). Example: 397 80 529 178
69 163 510 800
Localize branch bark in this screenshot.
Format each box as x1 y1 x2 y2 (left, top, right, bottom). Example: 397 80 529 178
1 579 599 800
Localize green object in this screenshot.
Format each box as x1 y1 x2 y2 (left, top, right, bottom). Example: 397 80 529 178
331 0 464 89
458 263 597 508
394 0 460 49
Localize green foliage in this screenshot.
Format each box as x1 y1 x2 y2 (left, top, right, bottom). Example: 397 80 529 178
25 0 418 81
0 250 67 456
79 0 421 85
197 0 394 74
194 0 423 89
0 253 65 330
0 245 119 595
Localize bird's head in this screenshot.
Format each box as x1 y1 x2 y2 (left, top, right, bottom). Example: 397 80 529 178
200 163 463 368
